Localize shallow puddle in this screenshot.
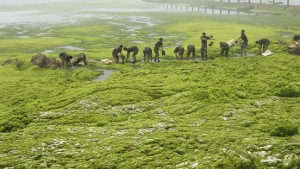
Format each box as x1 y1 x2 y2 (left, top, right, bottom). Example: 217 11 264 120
56 45 85 51
233 52 258 57
15 36 30 39
94 69 116 82
41 49 56 54
281 32 294 38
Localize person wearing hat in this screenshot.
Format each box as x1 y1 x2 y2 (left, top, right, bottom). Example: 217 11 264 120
236 30 248 57
112 44 124 63
154 38 164 62
200 32 213 60
256 38 270 55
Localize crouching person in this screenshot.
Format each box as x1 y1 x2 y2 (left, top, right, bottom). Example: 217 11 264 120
220 42 230 58
73 53 87 66
256 39 270 55
112 45 124 63
143 47 153 62
59 52 73 68
174 46 184 60
187 44 196 59
124 46 139 63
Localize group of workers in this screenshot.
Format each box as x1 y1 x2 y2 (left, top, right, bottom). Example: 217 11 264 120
111 29 282 64
59 30 299 67
112 37 165 64
196 29 272 59
59 52 87 68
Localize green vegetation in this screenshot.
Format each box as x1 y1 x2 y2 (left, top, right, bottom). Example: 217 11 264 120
0 0 299 168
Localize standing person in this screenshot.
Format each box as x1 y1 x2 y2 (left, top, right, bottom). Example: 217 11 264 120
124 46 139 63
112 45 124 63
220 42 230 58
200 32 213 60
154 38 164 62
256 39 270 54
236 30 248 57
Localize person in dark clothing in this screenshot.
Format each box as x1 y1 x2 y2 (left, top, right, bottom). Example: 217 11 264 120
200 32 213 60
124 46 139 63
220 42 230 58
59 52 73 68
187 44 196 59
143 47 153 62
72 53 87 66
293 35 300 41
236 30 248 57
154 38 164 62
112 45 124 63
174 46 184 60
256 39 270 54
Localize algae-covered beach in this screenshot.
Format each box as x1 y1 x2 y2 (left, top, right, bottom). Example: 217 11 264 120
0 0 299 168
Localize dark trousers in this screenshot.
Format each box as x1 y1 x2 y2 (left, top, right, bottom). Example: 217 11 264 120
221 47 229 58
201 45 207 60
263 40 270 52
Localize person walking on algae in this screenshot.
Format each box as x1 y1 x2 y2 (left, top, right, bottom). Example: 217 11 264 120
256 38 270 55
200 32 213 60
235 30 248 57
112 44 124 63
154 38 164 62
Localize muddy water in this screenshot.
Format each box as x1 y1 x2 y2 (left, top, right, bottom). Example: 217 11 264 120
0 0 159 26
0 0 163 46
103 15 160 34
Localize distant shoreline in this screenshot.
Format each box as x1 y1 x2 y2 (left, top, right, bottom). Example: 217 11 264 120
143 0 300 6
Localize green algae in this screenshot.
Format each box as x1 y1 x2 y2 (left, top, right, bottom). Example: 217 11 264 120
0 1 299 168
